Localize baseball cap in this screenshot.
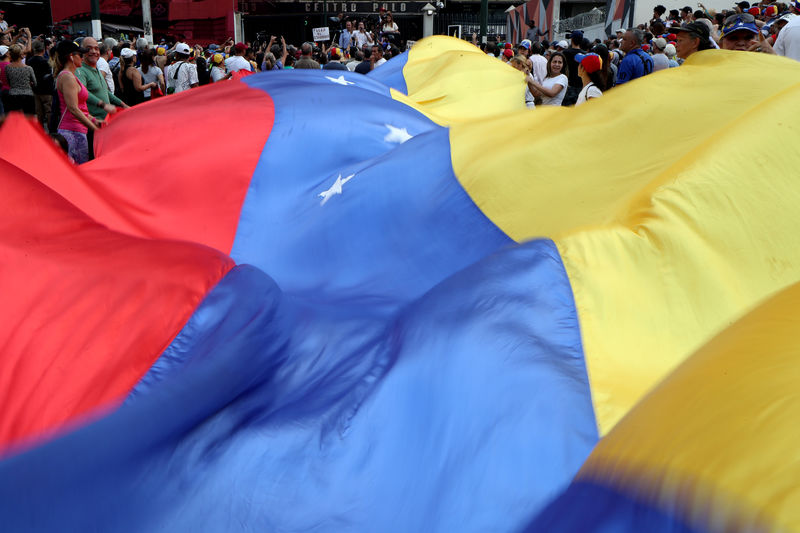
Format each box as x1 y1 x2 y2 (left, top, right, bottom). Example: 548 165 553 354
174 42 191 55
519 39 532 49
721 14 759 36
556 40 568 48
156 46 166 56
0 45 7 56
681 5 693 12
763 5 779 17
652 37 667 50
671 21 711 40
664 43 677 56
569 30 584 39
747 6 761 15
736 1 750 9
503 48 514 58
574 52 603 74
234 42 248 53
120 48 137 59
211 53 224 64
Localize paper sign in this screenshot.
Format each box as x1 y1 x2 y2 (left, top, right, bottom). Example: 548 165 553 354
312 27 330 41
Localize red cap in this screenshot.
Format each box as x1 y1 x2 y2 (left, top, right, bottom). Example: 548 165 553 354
503 48 514 58
234 42 248 52
748 6 761 15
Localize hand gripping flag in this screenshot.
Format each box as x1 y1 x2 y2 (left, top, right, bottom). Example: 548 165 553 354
2 39 800 532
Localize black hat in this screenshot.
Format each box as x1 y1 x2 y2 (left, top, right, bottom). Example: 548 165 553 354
671 21 711 39
681 5 693 12
56 40 82 57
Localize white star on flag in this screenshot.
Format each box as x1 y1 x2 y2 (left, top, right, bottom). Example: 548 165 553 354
384 125 413 144
319 173 356 205
325 75 355 86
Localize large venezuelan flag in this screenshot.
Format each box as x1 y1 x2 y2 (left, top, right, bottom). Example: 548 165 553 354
1 37 800 531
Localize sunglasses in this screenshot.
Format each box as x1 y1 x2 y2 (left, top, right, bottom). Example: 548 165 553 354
724 13 755 26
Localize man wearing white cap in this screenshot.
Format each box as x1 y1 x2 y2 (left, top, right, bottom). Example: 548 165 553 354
166 43 199 94
774 10 800 60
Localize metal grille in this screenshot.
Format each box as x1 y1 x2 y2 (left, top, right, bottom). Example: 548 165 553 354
552 7 606 35
435 13 508 40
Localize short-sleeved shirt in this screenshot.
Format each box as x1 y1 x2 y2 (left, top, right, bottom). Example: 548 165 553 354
575 82 602 105
224 55 252 73
166 61 199 94
540 74 568 106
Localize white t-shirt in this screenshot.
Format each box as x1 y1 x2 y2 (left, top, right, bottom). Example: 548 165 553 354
575 82 602 105
210 65 226 82
774 15 800 61
530 54 547 84
166 61 199 94
96 56 115 92
374 57 387 68
540 74 568 106
382 22 398 32
354 31 372 47
224 55 252 73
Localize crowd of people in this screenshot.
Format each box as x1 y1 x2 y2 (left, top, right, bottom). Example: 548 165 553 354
489 0 800 107
1 1 798 162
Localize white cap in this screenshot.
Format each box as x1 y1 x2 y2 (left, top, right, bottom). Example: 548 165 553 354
0 45 8 57
174 42 191 55
556 40 568 48
120 47 137 59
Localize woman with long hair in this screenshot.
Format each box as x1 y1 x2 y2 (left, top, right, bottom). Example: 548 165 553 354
138 48 164 100
118 48 155 106
574 53 604 106
53 40 98 163
526 51 569 106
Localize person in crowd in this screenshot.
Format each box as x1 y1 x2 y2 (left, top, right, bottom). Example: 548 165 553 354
525 20 545 42
264 36 288 70
225 43 252 73
664 43 680 66
354 21 374 48
527 50 568 106
210 53 231 82
529 42 548 84
372 43 387 68
138 48 165 99
76 37 126 127
165 43 198 94
29 39 53 128
774 8 800 59
97 43 114 93
5 44 35 115
561 30 584 106
672 21 713 60
347 49 364 71
382 12 400 38
323 47 348 70
154 45 168 76
591 43 615 89
53 40 98 163
681 6 694 22
651 4 667 25
509 54 536 108
574 52 604 105
617 28 654 84
295 42 321 69
650 37 671 71
354 45 374 74
0 9 10 38
118 48 154 106
718 13 770 52
340 20 354 50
